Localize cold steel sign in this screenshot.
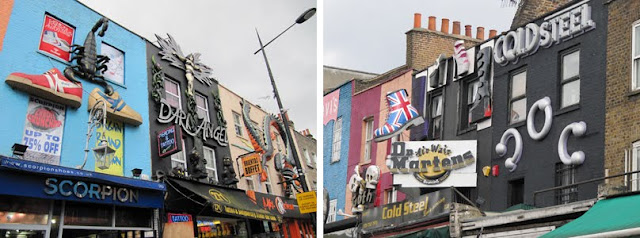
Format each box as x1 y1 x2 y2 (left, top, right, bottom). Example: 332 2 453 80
389 141 477 187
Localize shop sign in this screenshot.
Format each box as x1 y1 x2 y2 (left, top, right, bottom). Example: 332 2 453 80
164 213 194 238
158 100 228 147
167 213 192 223
389 141 477 187
157 125 182 158
95 119 123 176
248 191 304 217
22 97 65 165
39 14 74 62
494 2 595 65
43 177 138 203
323 88 340 125
241 153 262 177
362 188 451 232
296 191 317 214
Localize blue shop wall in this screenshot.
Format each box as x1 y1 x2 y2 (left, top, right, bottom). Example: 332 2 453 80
323 81 352 221
0 0 151 178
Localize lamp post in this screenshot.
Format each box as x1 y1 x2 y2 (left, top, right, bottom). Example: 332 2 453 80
77 99 116 170
254 7 316 193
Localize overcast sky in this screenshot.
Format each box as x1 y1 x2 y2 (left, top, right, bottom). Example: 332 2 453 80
324 0 517 74
79 0 317 135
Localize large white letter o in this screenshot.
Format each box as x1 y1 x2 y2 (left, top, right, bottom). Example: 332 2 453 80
527 97 553 140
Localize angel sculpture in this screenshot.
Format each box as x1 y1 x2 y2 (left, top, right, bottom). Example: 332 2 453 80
154 34 214 96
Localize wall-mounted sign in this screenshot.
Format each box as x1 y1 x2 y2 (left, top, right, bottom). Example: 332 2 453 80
323 88 340 125
247 191 307 218
101 42 125 85
158 125 182 158
158 100 228 147
22 97 65 165
39 14 74 62
167 213 192 223
164 213 194 238
390 141 477 187
95 119 123 176
494 3 595 65
361 188 452 232
296 191 317 214
241 152 262 177
44 177 138 203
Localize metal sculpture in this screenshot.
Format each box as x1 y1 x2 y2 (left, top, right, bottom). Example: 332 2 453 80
220 156 239 188
241 99 302 197
150 56 165 104
154 34 214 90
188 148 207 179
64 17 113 96
348 165 379 213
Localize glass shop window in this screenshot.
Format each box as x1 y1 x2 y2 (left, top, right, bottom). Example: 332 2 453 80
164 78 182 109
561 49 580 108
509 70 527 124
195 93 210 122
0 196 49 225
430 94 443 139
64 202 112 226
115 206 153 228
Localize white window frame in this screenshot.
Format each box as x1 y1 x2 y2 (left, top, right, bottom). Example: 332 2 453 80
195 93 210 122
264 165 272 194
509 70 527 124
560 49 580 108
632 141 640 191
363 117 374 163
170 137 187 176
385 187 398 204
331 117 343 163
203 146 217 183
163 78 182 110
233 111 243 136
328 199 337 223
633 21 640 91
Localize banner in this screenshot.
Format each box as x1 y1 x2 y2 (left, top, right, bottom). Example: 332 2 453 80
323 88 340 125
361 188 452 232
22 97 65 165
38 14 74 62
389 141 477 187
241 152 262 177
95 119 123 176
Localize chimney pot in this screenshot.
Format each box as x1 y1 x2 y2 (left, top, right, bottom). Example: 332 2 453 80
441 18 450 34
476 26 485 40
465 25 472 37
413 13 422 28
452 21 461 35
428 16 436 31
489 29 497 38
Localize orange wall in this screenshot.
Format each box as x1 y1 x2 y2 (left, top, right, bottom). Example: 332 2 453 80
0 0 15 52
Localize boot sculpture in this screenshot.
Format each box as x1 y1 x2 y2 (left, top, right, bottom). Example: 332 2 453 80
454 40 470 76
373 89 424 142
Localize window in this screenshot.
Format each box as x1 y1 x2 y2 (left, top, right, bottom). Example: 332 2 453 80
561 50 580 108
171 137 187 176
331 117 343 163
508 178 524 207
630 141 640 191
101 42 124 85
632 23 640 90
203 146 217 183
327 200 337 223
195 93 210 122
555 163 577 204
461 79 479 130
385 187 397 204
233 111 243 136
264 165 272 194
363 117 374 163
246 178 255 191
311 152 316 165
164 78 181 109
303 149 314 168
430 94 443 139
509 70 527 124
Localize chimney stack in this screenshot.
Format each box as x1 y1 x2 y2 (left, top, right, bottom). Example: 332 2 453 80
428 16 436 31
476 27 485 40
452 21 461 35
413 13 422 28
489 29 497 38
441 18 450 34
465 25 472 37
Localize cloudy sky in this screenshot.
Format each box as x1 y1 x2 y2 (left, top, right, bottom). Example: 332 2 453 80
79 0 318 135
324 0 518 74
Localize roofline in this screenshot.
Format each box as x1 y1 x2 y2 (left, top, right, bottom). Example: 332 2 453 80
323 65 380 76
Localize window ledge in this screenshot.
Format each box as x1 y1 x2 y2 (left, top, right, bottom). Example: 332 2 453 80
330 159 340 164
627 89 640 98
555 104 580 116
508 120 526 128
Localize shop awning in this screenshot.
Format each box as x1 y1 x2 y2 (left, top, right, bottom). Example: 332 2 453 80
167 178 281 222
541 194 640 238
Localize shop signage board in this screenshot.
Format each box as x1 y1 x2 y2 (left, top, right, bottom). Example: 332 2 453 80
22 97 65 165
95 119 123 176
241 152 262 177
38 14 74 62
390 141 477 187
157 100 228 147
247 190 309 219
164 213 194 238
361 188 452 232
157 125 182 158
323 88 340 125
296 191 317 214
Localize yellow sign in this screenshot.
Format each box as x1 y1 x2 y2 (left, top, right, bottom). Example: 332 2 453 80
241 153 262 177
209 189 231 204
95 119 123 176
296 191 317 214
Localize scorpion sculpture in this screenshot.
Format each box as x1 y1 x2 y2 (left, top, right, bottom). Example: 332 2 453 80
64 17 114 95
241 99 302 197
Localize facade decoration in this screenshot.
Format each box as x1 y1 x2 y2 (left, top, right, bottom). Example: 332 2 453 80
5 68 83 108
429 54 448 88
211 90 226 126
154 34 214 88
496 128 523 172
220 156 238 188
347 165 379 213
21 97 66 165
558 121 587 165
241 99 302 196
469 46 493 123
453 40 470 76
88 88 142 126
150 55 165 104
527 97 553 140
373 89 423 142
38 14 75 62
188 148 207 179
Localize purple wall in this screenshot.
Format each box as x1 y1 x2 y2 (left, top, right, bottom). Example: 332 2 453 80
347 84 381 187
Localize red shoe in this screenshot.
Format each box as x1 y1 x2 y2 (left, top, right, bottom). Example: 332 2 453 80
5 68 82 108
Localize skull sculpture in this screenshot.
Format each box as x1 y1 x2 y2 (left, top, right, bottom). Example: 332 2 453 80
365 166 380 189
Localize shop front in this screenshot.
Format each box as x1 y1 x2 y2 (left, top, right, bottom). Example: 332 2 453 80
0 156 166 238
246 191 314 238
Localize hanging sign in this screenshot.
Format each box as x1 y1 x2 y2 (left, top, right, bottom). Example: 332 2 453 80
38 14 75 62
157 125 182 158
241 152 262 177
95 119 124 176
22 97 65 165
323 89 340 125
296 191 317 214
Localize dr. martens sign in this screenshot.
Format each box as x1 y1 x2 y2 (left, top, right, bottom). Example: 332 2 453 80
389 141 477 187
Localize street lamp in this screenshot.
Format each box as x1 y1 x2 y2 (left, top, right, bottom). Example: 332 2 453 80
254 7 316 193
77 99 116 170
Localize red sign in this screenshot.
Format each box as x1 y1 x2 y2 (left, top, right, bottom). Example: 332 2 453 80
27 106 62 129
38 14 74 62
